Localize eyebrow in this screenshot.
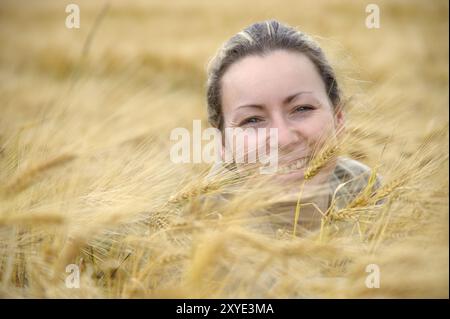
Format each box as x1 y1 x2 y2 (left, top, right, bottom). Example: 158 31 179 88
236 91 313 110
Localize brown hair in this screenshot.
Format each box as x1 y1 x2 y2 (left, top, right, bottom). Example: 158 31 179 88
206 19 341 130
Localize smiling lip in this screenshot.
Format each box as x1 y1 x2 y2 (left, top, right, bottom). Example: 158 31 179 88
277 157 309 175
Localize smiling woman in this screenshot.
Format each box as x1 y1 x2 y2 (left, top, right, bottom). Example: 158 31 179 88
205 20 381 234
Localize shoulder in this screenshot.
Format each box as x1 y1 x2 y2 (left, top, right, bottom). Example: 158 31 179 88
329 157 382 208
334 157 375 180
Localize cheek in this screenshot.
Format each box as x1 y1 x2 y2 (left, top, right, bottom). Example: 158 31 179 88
296 112 337 143
224 129 272 165
241 134 259 156
223 129 260 160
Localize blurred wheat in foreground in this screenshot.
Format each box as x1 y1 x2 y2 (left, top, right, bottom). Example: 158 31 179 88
0 0 448 298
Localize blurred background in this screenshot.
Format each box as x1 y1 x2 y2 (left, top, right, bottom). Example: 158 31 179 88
0 0 448 155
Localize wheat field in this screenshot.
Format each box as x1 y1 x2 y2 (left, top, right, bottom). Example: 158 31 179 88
0 0 448 298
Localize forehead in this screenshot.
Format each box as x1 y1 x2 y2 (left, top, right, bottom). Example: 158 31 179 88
221 50 327 108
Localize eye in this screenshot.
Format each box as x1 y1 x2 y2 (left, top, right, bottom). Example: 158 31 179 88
239 117 264 126
293 105 314 113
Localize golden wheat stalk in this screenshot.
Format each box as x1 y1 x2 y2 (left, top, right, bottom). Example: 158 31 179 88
303 144 340 181
293 141 340 237
0 211 65 227
4 153 76 195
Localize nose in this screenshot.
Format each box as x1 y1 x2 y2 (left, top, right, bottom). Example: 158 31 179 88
272 114 301 152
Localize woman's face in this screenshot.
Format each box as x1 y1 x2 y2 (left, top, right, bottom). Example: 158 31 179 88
220 49 344 185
